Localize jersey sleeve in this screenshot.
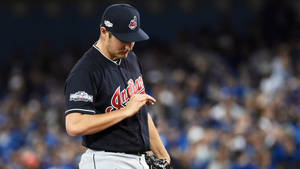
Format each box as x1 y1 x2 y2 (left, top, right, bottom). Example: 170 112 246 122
64 70 96 115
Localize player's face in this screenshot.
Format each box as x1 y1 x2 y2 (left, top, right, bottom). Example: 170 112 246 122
106 32 135 60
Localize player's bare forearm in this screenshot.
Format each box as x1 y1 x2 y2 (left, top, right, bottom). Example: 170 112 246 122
148 113 171 164
66 94 156 136
65 109 128 136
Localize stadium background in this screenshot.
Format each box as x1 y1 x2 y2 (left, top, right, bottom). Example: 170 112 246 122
1 0 300 169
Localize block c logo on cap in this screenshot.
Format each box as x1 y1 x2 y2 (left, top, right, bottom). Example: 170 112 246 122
128 16 137 30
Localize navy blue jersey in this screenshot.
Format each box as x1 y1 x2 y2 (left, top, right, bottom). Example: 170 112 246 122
64 45 150 153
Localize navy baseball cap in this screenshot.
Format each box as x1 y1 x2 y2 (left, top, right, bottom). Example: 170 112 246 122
100 4 149 42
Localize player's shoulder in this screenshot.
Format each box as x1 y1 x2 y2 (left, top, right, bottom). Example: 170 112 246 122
67 47 103 78
71 47 99 71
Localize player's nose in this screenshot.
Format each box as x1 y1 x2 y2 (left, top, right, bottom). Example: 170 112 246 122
124 42 134 51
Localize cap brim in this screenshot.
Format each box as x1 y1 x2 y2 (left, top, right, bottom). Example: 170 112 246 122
112 28 149 42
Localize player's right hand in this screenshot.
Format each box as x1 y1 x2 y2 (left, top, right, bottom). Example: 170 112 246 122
123 94 156 117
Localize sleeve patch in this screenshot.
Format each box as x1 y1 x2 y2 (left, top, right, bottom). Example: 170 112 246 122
70 91 93 102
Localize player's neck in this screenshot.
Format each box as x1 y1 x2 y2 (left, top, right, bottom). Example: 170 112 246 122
95 41 122 65
95 41 117 61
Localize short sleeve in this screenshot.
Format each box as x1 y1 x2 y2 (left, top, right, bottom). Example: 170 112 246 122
64 71 96 115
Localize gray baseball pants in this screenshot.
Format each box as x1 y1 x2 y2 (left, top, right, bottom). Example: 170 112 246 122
79 149 149 169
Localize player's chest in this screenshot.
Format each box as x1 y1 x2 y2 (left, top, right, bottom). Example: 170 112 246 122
99 67 146 112
102 66 144 93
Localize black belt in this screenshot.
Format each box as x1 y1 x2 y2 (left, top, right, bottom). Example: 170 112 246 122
126 152 145 156
103 150 145 156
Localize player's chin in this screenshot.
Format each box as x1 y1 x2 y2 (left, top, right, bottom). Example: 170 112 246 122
118 52 129 58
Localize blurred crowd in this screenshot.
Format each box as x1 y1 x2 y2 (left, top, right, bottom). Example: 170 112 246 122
2 0 300 169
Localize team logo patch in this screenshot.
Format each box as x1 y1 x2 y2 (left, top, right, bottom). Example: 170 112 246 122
104 20 113 27
128 16 137 30
70 91 93 102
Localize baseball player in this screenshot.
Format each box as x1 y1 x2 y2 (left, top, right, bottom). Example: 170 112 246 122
64 4 170 169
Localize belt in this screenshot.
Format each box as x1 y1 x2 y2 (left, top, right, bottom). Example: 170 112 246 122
126 152 145 156
103 150 145 156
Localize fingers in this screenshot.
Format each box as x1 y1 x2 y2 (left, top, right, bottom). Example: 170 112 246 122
124 94 156 118
144 94 156 103
130 94 156 107
136 94 156 104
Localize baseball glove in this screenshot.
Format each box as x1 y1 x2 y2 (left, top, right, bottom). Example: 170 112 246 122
145 152 171 169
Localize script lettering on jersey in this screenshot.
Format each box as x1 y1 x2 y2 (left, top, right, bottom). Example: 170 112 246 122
105 76 145 112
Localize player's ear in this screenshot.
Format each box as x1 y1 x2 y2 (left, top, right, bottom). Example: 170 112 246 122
100 26 109 39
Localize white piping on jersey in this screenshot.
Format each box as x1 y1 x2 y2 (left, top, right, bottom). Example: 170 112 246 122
65 108 96 114
93 44 122 65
